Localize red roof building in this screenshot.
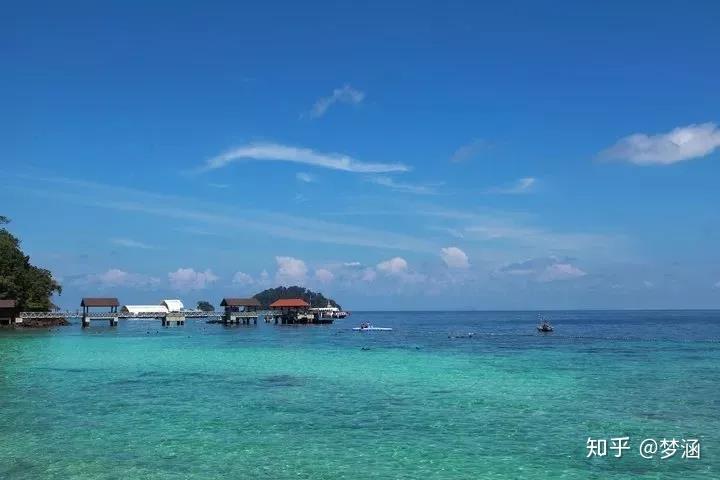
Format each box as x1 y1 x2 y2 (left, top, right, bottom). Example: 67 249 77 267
269 298 310 310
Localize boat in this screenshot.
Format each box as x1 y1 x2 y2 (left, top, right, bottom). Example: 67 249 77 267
310 302 349 319
536 315 553 332
352 322 392 332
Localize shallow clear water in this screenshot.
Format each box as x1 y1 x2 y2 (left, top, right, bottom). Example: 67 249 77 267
1 311 718 479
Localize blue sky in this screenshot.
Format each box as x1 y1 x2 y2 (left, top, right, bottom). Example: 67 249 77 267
3 0 720 310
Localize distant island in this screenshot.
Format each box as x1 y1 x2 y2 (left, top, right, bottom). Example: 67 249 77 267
252 286 342 310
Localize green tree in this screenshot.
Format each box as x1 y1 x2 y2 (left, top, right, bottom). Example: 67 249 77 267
196 300 214 312
0 217 62 311
253 286 341 309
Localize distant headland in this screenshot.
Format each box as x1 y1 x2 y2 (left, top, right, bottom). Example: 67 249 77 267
1 214 344 329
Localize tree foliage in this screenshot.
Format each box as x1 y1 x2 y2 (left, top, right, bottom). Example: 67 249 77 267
0 217 62 311
252 286 340 309
196 300 215 312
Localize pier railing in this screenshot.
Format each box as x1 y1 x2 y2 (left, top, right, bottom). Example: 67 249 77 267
17 310 281 320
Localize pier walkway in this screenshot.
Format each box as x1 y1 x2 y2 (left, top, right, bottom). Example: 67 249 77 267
14 310 283 326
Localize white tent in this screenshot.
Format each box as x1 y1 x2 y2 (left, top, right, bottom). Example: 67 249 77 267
121 305 169 315
160 299 184 312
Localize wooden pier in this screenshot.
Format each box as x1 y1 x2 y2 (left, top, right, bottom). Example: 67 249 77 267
219 298 280 325
9 296 338 327
81 297 120 327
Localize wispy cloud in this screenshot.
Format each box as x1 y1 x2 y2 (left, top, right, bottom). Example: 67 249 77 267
111 238 155 249
601 122 720 165
464 223 617 256
450 139 491 163
78 268 160 289
368 176 438 195
308 85 365 118
175 226 223 237
498 256 587 282
19 176 436 253
427 226 465 239
296 172 316 183
204 142 409 173
484 177 537 195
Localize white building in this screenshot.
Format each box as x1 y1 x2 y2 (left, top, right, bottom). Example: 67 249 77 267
121 305 169 315
160 299 184 312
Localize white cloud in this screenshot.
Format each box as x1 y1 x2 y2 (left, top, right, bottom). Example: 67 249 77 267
601 122 720 165
440 247 470 269
374 257 425 283
343 261 362 267
714 281 720 289
204 142 409 174
275 256 308 285
450 139 490 163
643 280 655 289
232 271 254 286
369 176 438 195
499 257 587 282
314 268 334 284
168 268 218 291
309 85 365 118
111 238 154 249
296 172 316 183
485 177 537 195
377 257 408 275
82 268 160 289
538 263 587 282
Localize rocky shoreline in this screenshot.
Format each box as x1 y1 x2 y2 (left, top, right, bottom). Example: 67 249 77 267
1 317 70 329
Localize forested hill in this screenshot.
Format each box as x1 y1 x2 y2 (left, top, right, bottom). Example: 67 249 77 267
0 216 62 311
253 286 341 310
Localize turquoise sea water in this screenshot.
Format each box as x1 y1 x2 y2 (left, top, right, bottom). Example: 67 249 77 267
1 311 718 479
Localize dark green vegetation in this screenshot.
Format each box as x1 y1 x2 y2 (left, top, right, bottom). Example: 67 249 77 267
196 300 215 312
0 216 62 311
253 286 341 309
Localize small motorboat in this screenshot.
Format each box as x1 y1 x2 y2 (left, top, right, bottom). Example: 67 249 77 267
536 315 553 333
352 322 392 332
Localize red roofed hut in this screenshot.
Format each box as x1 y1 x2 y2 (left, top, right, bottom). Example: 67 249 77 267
269 298 313 324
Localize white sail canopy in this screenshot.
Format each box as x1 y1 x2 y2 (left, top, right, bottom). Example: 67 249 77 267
121 305 169 315
161 299 184 312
